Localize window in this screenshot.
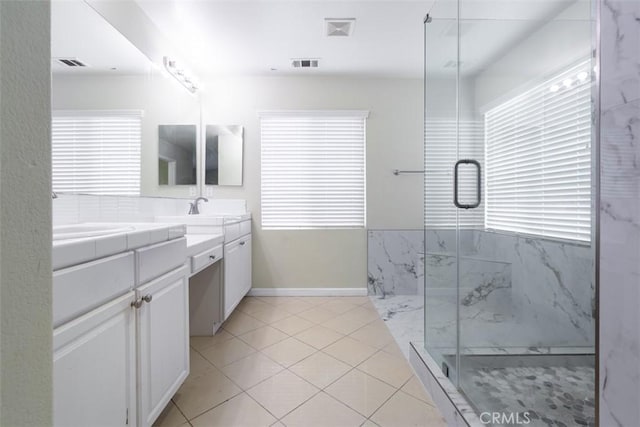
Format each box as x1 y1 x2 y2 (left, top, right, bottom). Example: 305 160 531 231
260 110 368 229
424 119 485 228
52 110 142 195
484 60 592 242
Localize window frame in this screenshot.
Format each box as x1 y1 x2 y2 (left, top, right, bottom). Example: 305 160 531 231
259 110 369 230
483 60 593 244
51 110 143 196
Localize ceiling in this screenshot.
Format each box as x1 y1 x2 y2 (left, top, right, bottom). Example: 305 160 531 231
135 0 432 78
51 0 153 75
51 0 591 79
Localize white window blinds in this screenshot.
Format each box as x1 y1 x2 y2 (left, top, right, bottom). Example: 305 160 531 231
260 111 368 230
424 120 485 228
484 60 592 242
52 110 142 196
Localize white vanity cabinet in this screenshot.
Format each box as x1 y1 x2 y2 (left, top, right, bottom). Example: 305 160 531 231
136 265 190 427
224 231 252 319
53 291 137 427
53 231 189 427
153 214 253 321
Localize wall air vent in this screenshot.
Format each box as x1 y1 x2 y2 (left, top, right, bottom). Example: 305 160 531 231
291 58 319 69
325 18 356 37
55 58 88 67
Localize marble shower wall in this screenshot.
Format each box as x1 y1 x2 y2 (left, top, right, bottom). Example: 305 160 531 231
368 229 594 348
599 0 640 425
367 230 424 296
469 230 594 348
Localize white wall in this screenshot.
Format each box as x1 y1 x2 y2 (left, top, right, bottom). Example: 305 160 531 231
0 1 53 425
51 74 424 289
52 74 201 198
472 1 592 111
202 76 423 288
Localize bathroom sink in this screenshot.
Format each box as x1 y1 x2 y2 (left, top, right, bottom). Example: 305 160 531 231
53 224 135 241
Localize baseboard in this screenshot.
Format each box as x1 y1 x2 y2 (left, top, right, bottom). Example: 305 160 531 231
247 287 368 297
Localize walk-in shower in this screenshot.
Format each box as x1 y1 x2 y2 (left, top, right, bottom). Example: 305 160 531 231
417 0 597 425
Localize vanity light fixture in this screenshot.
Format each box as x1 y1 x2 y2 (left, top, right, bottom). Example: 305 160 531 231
577 71 589 82
163 56 199 94
550 70 592 93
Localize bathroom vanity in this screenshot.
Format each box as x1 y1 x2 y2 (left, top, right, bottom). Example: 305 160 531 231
51 213 252 427
52 223 190 427
155 213 253 322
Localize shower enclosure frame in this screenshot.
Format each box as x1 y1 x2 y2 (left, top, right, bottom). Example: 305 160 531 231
412 0 602 425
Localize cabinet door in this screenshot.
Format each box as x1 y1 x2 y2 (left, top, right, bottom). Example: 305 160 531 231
223 239 243 319
241 235 252 296
137 266 190 427
54 291 136 427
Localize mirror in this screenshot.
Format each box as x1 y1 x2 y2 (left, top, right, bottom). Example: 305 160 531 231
205 125 244 186
51 1 201 198
158 125 197 186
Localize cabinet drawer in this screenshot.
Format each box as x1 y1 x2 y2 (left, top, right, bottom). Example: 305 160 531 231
136 237 187 285
53 251 135 328
224 223 241 242
191 244 223 274
239 220 251 237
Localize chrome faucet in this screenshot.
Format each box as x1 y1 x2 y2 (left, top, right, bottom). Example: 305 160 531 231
188 197 209 215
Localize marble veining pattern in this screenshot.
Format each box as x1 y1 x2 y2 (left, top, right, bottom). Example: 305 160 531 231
599 1 640 426
469 231 594 347
371 229 594 350
367 230 424 296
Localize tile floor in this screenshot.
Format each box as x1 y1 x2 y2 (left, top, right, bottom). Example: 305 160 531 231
153 296 446 427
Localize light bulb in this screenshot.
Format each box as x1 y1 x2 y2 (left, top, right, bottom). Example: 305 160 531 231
577 71 589 82
563 78 573 88
550 84 560 93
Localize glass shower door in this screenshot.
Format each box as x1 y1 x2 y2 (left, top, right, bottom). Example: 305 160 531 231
455 1 597 425
424 1 596 425
423 9 459 383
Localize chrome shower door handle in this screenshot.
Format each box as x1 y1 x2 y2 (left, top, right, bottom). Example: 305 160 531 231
454 159 482 209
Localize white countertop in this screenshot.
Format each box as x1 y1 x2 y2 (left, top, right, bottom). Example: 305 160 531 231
52 222 186 271
155 212 251 226
185 233 224 257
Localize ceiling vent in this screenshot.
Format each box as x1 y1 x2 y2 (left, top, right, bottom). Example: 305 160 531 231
291 58 319 69
55 58 88 67
325 18 356 37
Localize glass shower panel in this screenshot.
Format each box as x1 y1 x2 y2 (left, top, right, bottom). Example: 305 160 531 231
423 9 459 381
456 1 596 424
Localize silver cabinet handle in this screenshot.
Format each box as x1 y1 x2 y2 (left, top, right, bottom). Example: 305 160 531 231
239 241 246 246
209 255 216 260
132 295 153 308
454 159 481 209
